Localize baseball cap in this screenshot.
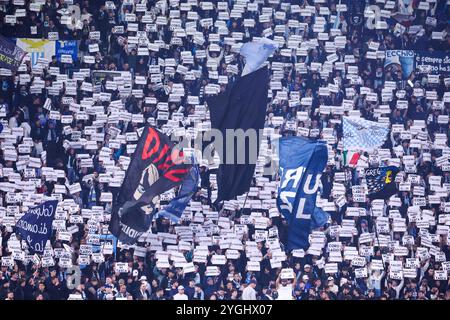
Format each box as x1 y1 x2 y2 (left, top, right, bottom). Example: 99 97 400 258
178 285 185 290
139 276 147 281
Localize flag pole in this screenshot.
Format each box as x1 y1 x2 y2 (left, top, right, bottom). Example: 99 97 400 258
369 206 388 275
240 191 250 216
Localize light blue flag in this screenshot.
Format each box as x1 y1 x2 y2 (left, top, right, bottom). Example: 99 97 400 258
240 38 279 76
333 7 341 29
343 117 389 151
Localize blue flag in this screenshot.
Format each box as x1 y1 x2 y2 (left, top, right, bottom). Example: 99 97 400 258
277 137 328 251
15 200 58 254
56 40 78 62
311 206 330 230
156 165 199 223
365 166 399 199
0 35 27 71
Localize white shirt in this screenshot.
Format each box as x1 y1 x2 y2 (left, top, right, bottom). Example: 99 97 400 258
8 117 17 129
21 122 31 137
173 293 188 300
277 285 294 300
242 286 257 300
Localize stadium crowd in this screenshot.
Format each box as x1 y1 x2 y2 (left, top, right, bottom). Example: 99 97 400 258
0 0 450 300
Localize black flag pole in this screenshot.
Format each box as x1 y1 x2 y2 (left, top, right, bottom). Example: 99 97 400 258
370 208 388 275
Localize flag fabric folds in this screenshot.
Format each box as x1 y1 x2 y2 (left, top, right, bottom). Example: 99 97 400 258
348 151 361 167
333 3 341 29
311 206 330 230
276 137 328 251
240 38 278 76
207 65 269 203
365 166 399 199
109 125 190 244
155 164 200 223
343 117 389 151
15 200 58 254
0 35 27 71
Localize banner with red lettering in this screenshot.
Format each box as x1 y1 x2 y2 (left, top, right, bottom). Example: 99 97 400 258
109 125 190 244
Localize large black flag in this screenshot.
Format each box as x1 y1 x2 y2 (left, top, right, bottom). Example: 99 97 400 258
206 66 269 202
365 166 399 199
109 125 190 244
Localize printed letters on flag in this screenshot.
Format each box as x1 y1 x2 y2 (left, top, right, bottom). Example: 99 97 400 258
0 35 27 71
15 200 58 254
343 117 389 151
276 137 328 251
384 50 415 79
365 166 399 199
109 125 190 244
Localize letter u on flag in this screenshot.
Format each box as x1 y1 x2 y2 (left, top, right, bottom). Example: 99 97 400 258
276 137 328 251
343 117 389 151
15 200 58 254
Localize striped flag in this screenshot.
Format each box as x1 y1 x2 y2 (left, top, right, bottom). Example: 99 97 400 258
343 117 389 151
